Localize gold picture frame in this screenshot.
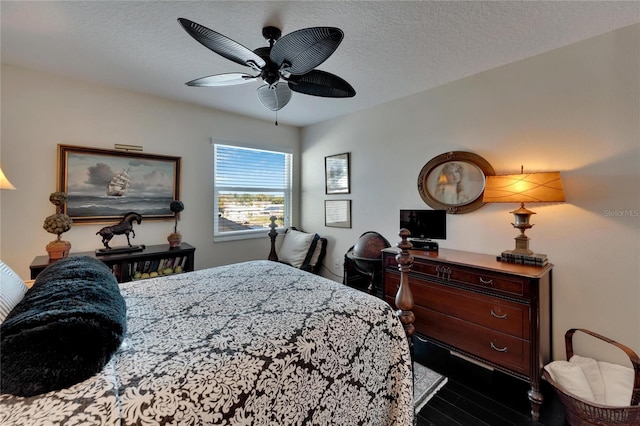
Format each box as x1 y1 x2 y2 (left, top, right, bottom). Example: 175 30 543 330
417 151 494 214
57 144 181 224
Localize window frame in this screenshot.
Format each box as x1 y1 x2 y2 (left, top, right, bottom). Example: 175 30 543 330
213 141 292 242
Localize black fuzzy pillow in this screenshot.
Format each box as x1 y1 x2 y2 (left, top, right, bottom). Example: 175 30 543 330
0 256 127 397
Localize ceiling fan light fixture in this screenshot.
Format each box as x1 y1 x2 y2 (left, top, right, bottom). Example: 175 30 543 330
257 84 292 111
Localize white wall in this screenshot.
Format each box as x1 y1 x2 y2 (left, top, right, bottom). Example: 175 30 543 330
301 24 640 361
0 65 300 278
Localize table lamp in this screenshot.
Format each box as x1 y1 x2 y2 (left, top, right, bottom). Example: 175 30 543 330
482 169 564 256
0 167 16 190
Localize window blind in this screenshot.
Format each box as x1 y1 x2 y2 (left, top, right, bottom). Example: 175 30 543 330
214 143 292 240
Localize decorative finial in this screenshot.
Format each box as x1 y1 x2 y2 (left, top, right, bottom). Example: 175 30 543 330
395 228 415 350
268 216 279 261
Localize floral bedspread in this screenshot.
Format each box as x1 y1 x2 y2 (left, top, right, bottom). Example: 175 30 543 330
0 260 413 425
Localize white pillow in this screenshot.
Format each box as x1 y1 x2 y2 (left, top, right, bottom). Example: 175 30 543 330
279 229 316 268
0 260 28 323
544 361 597 403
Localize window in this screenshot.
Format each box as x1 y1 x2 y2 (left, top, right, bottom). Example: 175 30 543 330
214 143 292 241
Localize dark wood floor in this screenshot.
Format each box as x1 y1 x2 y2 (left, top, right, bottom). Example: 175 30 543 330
414 339 568 426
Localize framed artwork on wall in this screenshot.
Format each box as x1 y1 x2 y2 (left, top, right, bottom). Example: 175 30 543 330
325 200 352 228
57 144 181 224
417 151 494 214
325 152 350 194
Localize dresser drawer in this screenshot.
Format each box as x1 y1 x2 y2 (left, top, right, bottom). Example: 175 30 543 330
448 267 529 299
385 273 530 339
385 256 440 279
384 271 400 300
414 280 530 339
408 260 439 279
415 306 531 376
386 257 530 299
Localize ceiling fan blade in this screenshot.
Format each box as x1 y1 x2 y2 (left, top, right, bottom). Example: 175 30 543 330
288 70 356 98
270 27 344 75
257 84 292 111
178 18 266 70
186 73 257 87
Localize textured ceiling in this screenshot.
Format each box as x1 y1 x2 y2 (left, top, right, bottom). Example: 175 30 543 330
2 1 639 127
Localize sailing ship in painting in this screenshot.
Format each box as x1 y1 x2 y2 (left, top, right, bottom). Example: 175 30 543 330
68 167 172 217
107 169 130 197
64 150 177 219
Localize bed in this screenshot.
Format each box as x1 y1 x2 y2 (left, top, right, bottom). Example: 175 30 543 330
0 257 413 425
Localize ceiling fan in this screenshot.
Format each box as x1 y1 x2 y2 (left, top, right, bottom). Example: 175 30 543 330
178 18 356 124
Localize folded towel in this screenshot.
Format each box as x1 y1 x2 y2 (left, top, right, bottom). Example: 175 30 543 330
545 361 596 402
599 361 634 406
545 356 634 407
570 355 606 404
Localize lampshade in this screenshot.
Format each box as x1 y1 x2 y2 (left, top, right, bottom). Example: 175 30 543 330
483 171 564 258
0 167 16 190
482 172 565 203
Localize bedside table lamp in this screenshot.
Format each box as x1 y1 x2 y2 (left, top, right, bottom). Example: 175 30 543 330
482 169 565 255
0 167 16 190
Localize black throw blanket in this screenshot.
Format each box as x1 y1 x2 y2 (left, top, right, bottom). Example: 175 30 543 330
0 256 126 397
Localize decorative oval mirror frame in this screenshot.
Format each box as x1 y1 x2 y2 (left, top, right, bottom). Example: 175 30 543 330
417 151 495 214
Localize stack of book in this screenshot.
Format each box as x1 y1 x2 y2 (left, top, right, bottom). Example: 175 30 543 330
499 251 548 267
128 256 188 280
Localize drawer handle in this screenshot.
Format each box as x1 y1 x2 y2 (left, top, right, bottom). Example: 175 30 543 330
436 265 452 280
414 335 430 344
490 310 508 320
479 277 493 285
490 342 508 353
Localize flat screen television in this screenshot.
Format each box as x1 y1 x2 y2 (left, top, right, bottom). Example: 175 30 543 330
399 209 446 240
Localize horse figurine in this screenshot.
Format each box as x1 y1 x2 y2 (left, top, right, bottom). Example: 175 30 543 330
96 212 142 250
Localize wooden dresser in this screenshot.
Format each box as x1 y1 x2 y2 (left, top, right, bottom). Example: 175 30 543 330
382 247 552 420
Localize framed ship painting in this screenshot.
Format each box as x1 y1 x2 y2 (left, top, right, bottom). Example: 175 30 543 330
57 145 181 224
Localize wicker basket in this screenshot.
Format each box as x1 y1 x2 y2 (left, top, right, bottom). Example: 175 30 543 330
543 329 640 426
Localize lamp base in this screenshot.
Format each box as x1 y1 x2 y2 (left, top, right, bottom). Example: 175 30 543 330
512 234 533 255
510 203 535 255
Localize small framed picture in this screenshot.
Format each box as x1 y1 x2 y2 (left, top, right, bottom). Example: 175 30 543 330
325 200 352 228
417 151 494 214
325 153 350 194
